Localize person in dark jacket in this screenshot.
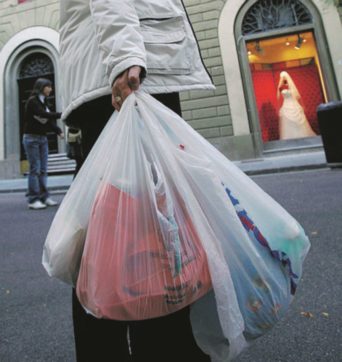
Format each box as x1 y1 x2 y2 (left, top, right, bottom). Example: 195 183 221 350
23 78 64 210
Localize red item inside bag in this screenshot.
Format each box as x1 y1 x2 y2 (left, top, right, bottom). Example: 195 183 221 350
76 183 212 320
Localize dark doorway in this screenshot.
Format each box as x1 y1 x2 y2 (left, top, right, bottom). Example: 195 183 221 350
17 53 58 162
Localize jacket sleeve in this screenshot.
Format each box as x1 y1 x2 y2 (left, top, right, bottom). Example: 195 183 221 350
47 121 63 135
89 0 147 86
28 99 62 121
27 99 62 134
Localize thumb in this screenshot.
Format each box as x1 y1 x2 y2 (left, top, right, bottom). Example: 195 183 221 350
128 66 141 90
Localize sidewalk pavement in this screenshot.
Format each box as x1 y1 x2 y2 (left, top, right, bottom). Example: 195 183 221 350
0 150 329 194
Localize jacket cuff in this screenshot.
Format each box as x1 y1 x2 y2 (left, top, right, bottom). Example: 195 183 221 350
108 57 147 87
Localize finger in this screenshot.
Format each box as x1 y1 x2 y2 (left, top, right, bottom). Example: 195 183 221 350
127 66 141 91
120 87 133 102
112 74 126 111
112 94 120 111
112 90 133 111
112 68 137 111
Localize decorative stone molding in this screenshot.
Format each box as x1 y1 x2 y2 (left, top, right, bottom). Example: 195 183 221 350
19 53 54 79
242 0 312 35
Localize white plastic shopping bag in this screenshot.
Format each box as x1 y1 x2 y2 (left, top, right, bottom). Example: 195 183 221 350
43 91 310 361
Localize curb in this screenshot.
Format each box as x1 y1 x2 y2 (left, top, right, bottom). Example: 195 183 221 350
241 162 329 176
0 163 330 194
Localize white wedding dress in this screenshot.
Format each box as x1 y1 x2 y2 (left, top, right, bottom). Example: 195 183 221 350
279 89 316 139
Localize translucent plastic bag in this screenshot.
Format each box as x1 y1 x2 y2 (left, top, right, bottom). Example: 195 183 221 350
43 92 310 361
76 180 212 320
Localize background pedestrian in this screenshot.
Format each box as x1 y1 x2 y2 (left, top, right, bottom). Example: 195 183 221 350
23 78 64 210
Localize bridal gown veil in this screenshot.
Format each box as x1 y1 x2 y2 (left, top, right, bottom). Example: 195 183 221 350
278 71 316 140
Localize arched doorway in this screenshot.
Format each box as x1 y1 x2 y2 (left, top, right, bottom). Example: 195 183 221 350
0 27 61 178
234 0 339 154
18 53 59 172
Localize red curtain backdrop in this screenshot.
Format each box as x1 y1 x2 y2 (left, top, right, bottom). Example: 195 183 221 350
251 69 279 141
251 63 324 142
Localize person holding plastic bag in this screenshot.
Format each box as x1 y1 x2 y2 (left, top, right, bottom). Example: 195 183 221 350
44 1 310 361
54 1 214 361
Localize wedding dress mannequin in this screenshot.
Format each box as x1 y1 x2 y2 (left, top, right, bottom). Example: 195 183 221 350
277 71 316 140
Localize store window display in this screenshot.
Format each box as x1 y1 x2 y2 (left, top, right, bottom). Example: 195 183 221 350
247 32 325 143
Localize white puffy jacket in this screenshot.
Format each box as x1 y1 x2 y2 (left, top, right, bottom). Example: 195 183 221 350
59 0 215 122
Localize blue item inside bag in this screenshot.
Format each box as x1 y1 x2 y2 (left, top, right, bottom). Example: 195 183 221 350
224 184 299 339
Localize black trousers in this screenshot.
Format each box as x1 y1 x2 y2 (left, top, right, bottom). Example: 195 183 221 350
70 93 210 362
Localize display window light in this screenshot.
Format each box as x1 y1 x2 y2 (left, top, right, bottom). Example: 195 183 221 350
294 34 304 50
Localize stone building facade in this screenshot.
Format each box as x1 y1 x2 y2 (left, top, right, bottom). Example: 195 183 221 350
0 0 341 178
